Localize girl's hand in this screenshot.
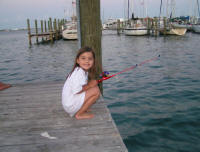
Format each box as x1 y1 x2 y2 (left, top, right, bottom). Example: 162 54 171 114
77 80 97 94
88 80 98 88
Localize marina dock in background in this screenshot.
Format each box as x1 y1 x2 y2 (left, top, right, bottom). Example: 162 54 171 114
26 15 200 46
27 18 66 46
0 82 128 152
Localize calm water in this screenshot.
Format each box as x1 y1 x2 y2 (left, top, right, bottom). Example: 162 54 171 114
0 30 200 152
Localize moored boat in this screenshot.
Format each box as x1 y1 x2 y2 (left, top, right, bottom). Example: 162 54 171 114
160 22 187 36
192 25 200 33
168 28 187 35
124 19 148 36
160 27 187 36
62 21 77 40
124 26 148 36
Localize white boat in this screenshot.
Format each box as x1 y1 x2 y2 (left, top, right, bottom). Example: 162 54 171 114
167 28 187 35
160 27 187 36
124 26 148 36
158 0 187 36
124 0 148 36
192 25 200 33
62 22 77 40
124 19 148 36
190 0 200 33
160 22 187 36
62 29 77 40
102 19 118 30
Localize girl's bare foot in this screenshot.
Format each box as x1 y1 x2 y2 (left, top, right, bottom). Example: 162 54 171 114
75 113 94 120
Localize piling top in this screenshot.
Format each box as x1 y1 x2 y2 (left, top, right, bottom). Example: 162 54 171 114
0 81 128 152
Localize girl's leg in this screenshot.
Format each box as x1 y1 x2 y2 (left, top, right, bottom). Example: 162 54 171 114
75 86 100 119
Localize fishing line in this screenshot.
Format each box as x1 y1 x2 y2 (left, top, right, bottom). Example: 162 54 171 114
98 55 160 83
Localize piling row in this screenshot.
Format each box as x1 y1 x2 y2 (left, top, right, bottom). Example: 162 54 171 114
27 18 66 46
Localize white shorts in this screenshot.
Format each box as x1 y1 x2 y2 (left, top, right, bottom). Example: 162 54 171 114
62 92 85 117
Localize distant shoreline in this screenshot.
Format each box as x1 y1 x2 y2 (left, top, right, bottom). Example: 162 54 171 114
0 28 27 32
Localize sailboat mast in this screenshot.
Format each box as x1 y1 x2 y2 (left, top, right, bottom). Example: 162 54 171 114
72 0 76 17
142 0 145 17
170 0 176 18
128 0 130 20
159 0 163 18
166 0 169 18
197 0 200 17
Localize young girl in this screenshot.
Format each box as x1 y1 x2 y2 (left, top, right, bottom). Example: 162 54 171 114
62 46 100 120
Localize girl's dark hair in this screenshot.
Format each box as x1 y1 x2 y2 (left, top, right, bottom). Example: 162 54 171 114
67 46 97 80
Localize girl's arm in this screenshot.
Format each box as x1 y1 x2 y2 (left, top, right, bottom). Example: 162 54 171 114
88 80 98 88
77 80 97 94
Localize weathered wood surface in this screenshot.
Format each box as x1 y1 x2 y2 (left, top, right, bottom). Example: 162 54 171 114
78 0 103 91
0 81 127 152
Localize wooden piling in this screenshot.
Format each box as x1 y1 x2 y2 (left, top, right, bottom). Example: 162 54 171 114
155 17 158 36
117 19 121 35
44 20 47 33
27 19 32 46
49 18 53 43
163 17 167 35
44 20 47 41
151 18 154 35
77 0 102 86
147 18 151 35
57 19 61 36
54 19 58 40
40 20 44 42
34 20 39 44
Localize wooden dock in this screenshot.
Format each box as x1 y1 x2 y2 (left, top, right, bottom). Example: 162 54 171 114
0 82 128 152
27 18 65 46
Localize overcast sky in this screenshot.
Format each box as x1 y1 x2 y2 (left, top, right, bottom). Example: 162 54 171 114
0 0 199 29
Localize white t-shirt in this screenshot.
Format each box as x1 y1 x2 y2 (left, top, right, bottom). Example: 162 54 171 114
62 67 88 117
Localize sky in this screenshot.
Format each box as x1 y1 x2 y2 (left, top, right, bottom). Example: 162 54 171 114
0 0 199 30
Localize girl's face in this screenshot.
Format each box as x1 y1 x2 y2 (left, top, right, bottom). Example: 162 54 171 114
77 52 94 71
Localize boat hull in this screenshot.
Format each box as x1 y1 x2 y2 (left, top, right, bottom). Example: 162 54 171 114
124 28 148 36
192 25 200 33
62 29 77 40
160 28 187 36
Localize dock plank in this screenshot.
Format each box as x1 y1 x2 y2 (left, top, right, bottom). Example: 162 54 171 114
0 82 127 152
